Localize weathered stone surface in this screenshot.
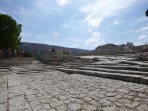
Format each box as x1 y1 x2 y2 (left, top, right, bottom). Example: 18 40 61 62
56 105 67 111
0 103 7 111
136 104 148 111
0 58 148 111
117 89 129 93
68 103 81 110
102 105 116 111
82 104 97 111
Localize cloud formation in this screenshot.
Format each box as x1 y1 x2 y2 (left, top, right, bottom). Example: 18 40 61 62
85 31 104 46
81 0 137 29
113 20 120 25
56 0 70 7
138 35 148 40
81 0 137 17
137 26 148 33
83 14 103 28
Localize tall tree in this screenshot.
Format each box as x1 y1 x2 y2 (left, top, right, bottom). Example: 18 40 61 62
0 14 21 49
146 9 148 17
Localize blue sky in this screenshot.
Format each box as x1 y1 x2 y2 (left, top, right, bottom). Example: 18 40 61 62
0 0 148 50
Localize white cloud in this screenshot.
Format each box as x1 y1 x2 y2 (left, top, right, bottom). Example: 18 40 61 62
134 41 148 46
138 35 148 40
134 42 143 46
56 0 70 7
80 0 137 31
81 0 137 29
135 34 148 45
85 31 104 47
113 20 120 25
83 14 103 28
81 0 137 17
137 26 148 32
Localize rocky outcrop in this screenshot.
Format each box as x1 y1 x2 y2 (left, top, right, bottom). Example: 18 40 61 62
90 42 148 55
94 43 134 55
95 44 119 55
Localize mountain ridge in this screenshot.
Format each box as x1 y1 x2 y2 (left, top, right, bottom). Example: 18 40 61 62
20 42 90 56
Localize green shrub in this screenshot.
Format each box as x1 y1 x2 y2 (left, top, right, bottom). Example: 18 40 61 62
23 51 33 57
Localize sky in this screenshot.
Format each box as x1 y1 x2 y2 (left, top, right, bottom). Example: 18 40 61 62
0 0 148 50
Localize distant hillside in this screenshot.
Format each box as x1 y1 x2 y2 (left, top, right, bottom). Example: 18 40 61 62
86 42 148 55
20 42 90 56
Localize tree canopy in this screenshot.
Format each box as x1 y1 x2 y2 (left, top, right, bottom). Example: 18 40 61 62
0 13 21 49
146 9 148 17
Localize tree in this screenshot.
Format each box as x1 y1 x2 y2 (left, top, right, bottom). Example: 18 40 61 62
146 9 148 17
0 13 21 49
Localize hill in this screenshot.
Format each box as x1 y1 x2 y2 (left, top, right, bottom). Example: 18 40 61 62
87 42 148 55
20 42 90 56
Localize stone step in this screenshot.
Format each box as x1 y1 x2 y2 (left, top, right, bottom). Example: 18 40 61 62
119 61 148 67
61 64 148 72
0 66 10 69
92 62 131 66
85 65 148 72
0 58 35 65
58 68 148 85
67 66 148 76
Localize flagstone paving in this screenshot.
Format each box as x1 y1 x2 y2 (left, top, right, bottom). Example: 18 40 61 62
0 58 148 111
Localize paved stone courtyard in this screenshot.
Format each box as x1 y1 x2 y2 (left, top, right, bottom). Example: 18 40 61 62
0 59 148 111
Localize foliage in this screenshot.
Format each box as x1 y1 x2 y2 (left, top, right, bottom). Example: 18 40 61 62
23 51 34 57
146 9 148 17
0 14 21 49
